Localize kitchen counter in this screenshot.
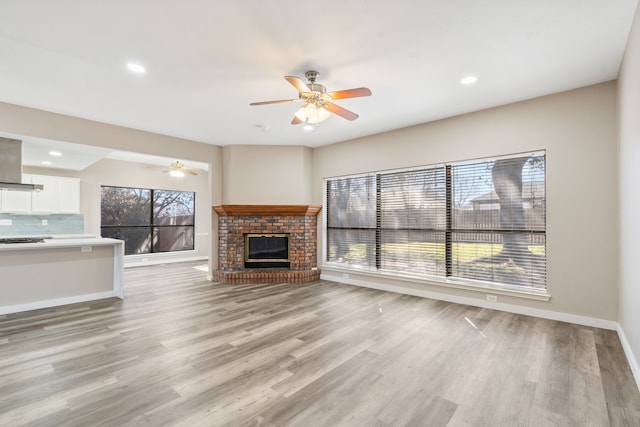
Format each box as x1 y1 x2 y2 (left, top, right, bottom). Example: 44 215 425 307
0 237 124 315
0 236 118 251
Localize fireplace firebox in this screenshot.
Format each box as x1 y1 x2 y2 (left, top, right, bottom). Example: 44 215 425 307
245 233 290 268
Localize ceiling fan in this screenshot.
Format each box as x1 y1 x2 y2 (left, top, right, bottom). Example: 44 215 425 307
250 70 372 125
164 161 198 177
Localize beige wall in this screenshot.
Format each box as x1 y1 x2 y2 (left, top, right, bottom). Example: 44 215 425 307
221 145 313 204
314 82 619 321
618 3 640 381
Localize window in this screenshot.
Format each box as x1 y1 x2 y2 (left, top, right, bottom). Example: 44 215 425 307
100 186 195 255
325 152 546 290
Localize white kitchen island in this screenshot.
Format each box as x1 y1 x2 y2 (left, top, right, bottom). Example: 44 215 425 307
0 237 124 315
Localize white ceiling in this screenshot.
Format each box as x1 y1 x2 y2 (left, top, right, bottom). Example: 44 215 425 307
0 0 637 169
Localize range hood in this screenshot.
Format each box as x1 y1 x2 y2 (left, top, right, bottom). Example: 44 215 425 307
0 137 44 192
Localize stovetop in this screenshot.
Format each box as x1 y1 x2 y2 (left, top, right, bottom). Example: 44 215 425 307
0 237 46 244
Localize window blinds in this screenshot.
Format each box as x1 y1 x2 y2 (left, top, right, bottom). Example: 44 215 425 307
326 175 377 268
379 167 446 276
325 152 546 289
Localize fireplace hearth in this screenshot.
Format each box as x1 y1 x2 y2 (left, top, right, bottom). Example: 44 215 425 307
211 205 321 284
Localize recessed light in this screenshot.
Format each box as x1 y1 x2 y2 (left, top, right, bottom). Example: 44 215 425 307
303 125 315 132
49 150 62 156
126 62 146 74
461 75 478 85
41 161 52 166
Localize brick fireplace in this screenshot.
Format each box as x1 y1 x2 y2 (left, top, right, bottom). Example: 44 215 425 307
211 205 321 284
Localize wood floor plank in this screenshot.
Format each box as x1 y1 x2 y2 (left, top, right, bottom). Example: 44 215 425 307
0 261 639 426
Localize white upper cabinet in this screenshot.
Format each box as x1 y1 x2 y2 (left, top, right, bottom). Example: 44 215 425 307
30 175 58 213
55 177 81 213
0 173 32 213
0 175 81 214
0 188 31 213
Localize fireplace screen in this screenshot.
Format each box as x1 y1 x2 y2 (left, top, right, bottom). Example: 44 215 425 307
245 234 290 268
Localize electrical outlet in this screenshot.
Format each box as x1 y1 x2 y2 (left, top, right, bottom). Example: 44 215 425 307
41 219 48 226
81 245 92 253
0 219 12 226
486 294 498 302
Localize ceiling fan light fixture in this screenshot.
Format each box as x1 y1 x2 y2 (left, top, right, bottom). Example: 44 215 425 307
251 71 371 125
295 103 330 124
169 169 185 178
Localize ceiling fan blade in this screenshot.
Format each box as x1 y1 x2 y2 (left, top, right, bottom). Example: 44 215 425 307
325 102 359 121
284 76 310 93
186 169 198 175
250 99 297 106
291 115 303 125
327 87 372 100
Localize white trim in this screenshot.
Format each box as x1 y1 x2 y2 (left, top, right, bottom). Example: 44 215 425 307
113 240 124 298
322 273 617 330
124 254 207 268
617 324 640 393
322 265 551 301
0 291 120 315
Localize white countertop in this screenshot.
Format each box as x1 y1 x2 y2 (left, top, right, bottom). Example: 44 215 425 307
0 237 124 251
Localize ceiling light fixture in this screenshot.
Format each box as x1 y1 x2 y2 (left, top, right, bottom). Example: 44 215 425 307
41 161 52 165
169 169 185 178
461 75 478 85
48 150 62 156
303 124 315 132
294 102 331 125
126 62 146 74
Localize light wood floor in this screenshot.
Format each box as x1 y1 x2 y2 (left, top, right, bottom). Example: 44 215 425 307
1 262 639 426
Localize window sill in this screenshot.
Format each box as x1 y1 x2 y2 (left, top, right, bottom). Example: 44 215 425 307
321 263 551 302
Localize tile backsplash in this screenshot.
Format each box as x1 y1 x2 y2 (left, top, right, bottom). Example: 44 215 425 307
0 213 84 236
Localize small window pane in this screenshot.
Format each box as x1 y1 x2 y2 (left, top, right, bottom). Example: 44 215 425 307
381 230 446 276
101 187 151 226
450 232 546 288
101 227 151 255
153 226 194 252
153 190 195 225
327 229 376 268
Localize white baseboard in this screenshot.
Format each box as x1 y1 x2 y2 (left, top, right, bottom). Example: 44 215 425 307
0 291 121 316
616 324 640 393
124 255 208 268
323 274 618 330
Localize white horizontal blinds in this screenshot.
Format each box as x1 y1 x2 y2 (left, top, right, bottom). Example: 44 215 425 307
326 175 377 268
379 167 447 276
448 153 546 288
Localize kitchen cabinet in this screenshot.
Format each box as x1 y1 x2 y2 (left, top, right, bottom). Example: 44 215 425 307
30 175 58 213
0 174 81 214
0 189 31 213
55 177 81 213
31 175 81 214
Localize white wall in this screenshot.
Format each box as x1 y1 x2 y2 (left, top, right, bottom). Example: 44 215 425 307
221 145 313 204
314 82 619 322
618 3 640 387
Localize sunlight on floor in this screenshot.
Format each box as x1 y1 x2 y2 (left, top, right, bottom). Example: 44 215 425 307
192 264 209 272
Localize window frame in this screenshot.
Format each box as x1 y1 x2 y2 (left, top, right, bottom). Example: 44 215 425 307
100 185 196 255
322 151 549 301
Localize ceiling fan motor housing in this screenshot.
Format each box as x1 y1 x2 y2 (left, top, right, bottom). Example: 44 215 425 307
305 70 320 82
